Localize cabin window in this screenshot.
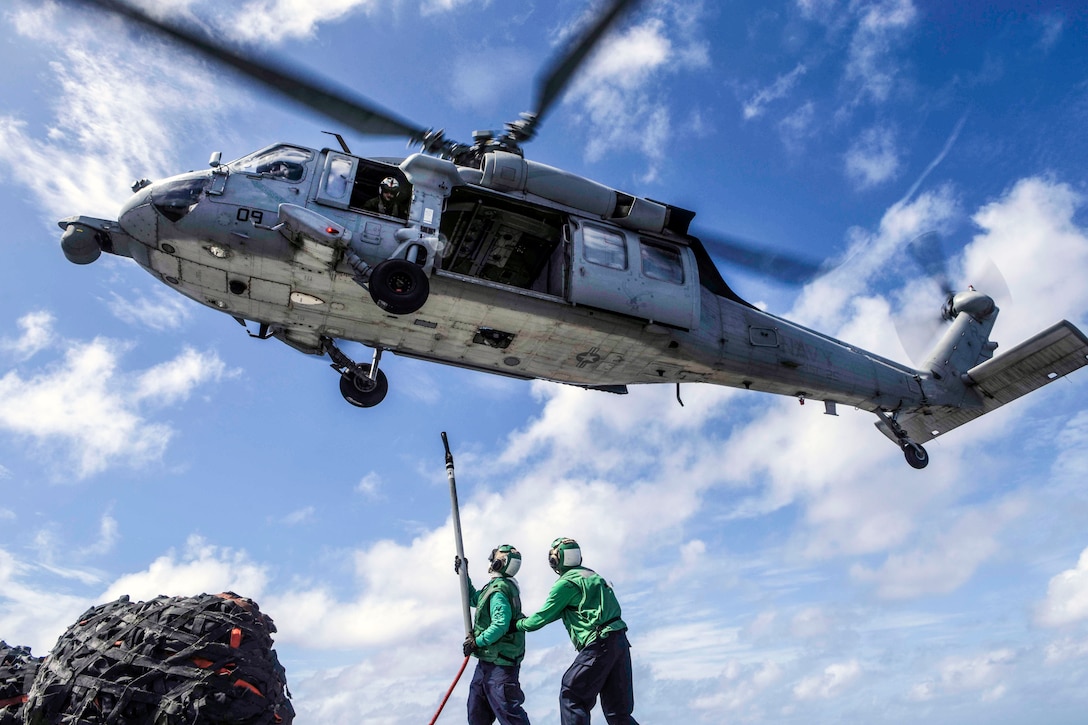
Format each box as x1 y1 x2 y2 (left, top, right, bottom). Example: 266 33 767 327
324 156 354 199
583 226 627 270
640 241 684 284
230 145 313 182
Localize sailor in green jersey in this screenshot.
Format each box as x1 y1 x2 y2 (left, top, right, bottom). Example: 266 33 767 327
516 538 640 725
458 544 532 725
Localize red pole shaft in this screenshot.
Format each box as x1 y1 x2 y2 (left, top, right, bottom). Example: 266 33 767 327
427 655 470 725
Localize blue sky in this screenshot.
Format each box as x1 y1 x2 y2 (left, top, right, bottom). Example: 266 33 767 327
2 0 1088 722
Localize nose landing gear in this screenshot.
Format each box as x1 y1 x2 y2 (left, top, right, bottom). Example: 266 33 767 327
323 338 389 408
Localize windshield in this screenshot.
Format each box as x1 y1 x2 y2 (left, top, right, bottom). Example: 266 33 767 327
229 145 314 182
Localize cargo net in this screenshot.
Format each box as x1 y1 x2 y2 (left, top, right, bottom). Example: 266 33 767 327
1 641 42 725
24 592 294 725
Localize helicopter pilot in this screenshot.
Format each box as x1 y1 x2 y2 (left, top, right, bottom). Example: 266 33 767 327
255 159 304 181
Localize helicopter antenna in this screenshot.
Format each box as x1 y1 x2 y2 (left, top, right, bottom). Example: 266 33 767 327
322 131 351 154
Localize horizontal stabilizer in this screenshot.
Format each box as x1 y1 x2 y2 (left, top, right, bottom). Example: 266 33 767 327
879 320 1088 444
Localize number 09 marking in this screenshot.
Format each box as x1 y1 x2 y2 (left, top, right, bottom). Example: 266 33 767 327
236 208 265 225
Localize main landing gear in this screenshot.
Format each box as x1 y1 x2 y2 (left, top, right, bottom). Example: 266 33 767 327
323 337 389 408
901 440 929 470
877 410 930 469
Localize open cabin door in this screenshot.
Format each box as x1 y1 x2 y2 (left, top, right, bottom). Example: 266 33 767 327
314 150 411 216
570 222 700 330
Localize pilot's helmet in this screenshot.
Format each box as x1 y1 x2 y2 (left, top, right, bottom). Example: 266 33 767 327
488 544 522 577
379 177 400 196
548 537 582 574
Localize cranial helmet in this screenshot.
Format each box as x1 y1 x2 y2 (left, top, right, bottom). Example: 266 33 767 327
548 537 582 574
379 177 400 194
488 544 522 577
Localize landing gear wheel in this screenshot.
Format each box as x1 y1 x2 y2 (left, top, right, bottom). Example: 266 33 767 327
368 259 429 315
902 442 929 469
339 367 388 408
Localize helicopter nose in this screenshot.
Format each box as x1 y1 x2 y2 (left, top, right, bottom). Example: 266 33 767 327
118 184 159 244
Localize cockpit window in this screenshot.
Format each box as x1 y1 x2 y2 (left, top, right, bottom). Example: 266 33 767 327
153 176 206 222
230 145 313 182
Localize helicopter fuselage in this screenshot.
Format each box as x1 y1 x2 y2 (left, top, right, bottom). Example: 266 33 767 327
60 143 1088 468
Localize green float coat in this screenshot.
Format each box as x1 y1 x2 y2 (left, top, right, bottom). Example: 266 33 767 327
517 567 626 650
470 575 526 665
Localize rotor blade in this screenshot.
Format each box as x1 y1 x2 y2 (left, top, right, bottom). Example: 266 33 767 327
697 231 825 285
891 276 949 364
906 231 955 298
68 0 432 143
972 257 1013 307
524 0 643 138
893 306 945 365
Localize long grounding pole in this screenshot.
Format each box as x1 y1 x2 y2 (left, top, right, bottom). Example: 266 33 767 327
442 432 473 637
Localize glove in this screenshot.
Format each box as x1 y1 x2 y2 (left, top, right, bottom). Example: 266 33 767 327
454 556 467 574
463 635 478 657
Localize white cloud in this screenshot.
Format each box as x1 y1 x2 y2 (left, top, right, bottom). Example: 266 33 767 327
1036 547 1088 627
355 471 384 498
1044 635 1088 664
790 607 832 638
79 513 121 557
845 0 918 104
0 547 95 654
851 498 1027 599
778 101 818 151
101 535 270 603
743 64 808 120
796 0 841 23
419 0 478 15
910 649 1014 702
1 311 56 360
965 177 1088 343
1035 12 1064 52
280 506 317 526
0 336 229 478
0 3 230 220
107 288 194 331
638 619 742 680
663 539 707 586
218 0 377 43
793 659 861 700
691 660 783 714
844 124 901 189
132 347 233 407
565 4 710 179
574 17 674 171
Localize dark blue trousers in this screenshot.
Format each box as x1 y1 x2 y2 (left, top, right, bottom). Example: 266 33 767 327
467 660 531 725
560 631 639 725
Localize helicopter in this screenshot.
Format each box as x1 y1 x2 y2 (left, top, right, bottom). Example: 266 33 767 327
57 0 1088 470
